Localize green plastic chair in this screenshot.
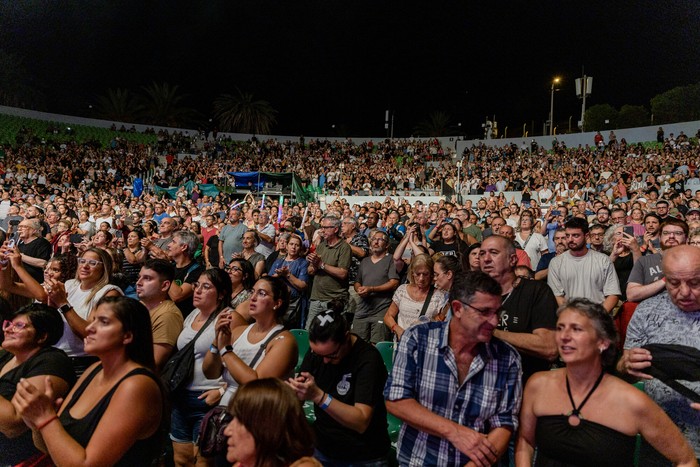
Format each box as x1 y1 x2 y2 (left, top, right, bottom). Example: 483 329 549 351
375 341 396 373
290 328 310 374
632 381 645 466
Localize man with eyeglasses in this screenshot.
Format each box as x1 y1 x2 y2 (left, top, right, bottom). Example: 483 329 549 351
353 230 399 344
627 218 688 303
16 219 52 284
588 224 606 253
385 271 522 466
306 215 352 330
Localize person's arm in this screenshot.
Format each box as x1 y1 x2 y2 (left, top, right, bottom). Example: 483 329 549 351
626 280 665 302
220 330 297 385
356 279 399 298
493 328 558 361
601 294 620 313
47 283 120 339
632 389 698 466
346 240 367 260
123 247 145 265
218 238 226 268
14 374 161 467
153 344 174 372
0 375 69 438
253 259 265 279
288 372 375 434
168 278 195 303
19 252 48 269
386 398 500 466
616 348 653 381
514 374 541 467
6 248 48 302
383 301 403 339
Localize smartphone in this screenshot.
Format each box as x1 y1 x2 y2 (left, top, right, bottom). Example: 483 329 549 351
114 230 123 239
70 234 85 244
623 226 635 237
444 217 453 223
6 238 15 249
551 210 561 216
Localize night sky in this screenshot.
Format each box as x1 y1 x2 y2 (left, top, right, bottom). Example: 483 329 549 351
2 1 700 137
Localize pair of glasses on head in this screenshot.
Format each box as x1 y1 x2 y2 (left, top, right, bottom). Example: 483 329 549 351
459 301 504 319
78 258 103 267
2 320 31 332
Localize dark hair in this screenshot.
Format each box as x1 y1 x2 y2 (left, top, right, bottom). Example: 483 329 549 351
228 378 314 467
309 299 348 344
228 258 256 290
557 298 619 369
11 303 64 347
660 218 689 237
128 228 146 241
51 253 78 281
255 276 290 320
435 255 463 277
243 229 261 247
564 217 589 234
449 271 502 305
142 258 175 282
643 213 661 224
94 296 156 370
198 268 233 311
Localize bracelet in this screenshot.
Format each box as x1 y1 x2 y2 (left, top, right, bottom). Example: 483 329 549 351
319 393 333 410
391 323 398 333
36 415 58 431
218 386 225 396
209 344 219 355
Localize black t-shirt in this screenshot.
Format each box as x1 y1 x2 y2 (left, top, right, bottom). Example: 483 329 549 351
18 236 52 284
431 239 465 258
173 261 202 318
498 279 558 381
300 336 390 461
0 347 76 464
205 234 220 268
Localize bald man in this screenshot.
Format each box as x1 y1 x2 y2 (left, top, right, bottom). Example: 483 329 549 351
618 245 700 462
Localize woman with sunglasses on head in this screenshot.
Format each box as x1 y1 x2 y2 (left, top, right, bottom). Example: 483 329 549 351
203 277 298 460
0 303 75 466
13 297 165 467
287 301 390 466
44 248 123 376
171 268 231 467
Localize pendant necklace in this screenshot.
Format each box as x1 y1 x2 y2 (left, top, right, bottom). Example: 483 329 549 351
565 370 604 427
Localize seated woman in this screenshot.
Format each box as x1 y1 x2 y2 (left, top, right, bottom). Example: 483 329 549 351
383 254 449 340
13 297 164 466
224 378 317 467
268 234 309 328
287 303 390 466
0 303 75 466
0 250 77 305
203 276 297 409
515 298 697 467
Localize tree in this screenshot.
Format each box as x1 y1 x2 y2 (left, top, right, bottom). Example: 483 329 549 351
413 111 453 137
213 89 278 135
0 49 46 109
140 82 199 127
583 104 618 131
95 88 144 122
616 105 649 129
650 82 700 124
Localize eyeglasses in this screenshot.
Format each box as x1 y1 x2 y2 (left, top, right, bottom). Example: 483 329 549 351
311 341 344 359
320 225 336 230
3 320 31 332
661 230 685 237
194 282 215 291
225 265 243 273
251 289 270 299
689 241 700 246
460 301 504 319
78 258 103 267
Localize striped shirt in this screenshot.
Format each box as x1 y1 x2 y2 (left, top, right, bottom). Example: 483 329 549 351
384 321 522 466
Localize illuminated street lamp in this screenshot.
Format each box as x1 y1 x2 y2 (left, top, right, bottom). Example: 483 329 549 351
549 77 561 136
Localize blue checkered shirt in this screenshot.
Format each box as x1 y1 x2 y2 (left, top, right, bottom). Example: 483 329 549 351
384 321 522 466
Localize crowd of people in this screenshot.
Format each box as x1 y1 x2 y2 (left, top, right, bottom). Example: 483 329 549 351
0 127 698 466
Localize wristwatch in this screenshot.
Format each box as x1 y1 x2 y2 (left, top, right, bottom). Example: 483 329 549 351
220 345 234 357
319 262 326 270
58 304 72 314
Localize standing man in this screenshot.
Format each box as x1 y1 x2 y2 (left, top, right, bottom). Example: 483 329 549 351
218 207 247 268
626 219 688 302
16 218 52 284
479 235 558 381
306 215 352 329
617 245 700 463
534 228 567 280
136 259 184 371
167 230 202 318
385 271 522 466
548 218 621 312
254 210 276 258
341 216 369 321
353 230 400 343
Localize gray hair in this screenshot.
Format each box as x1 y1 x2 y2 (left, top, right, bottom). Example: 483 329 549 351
557 298 619 369
603 224 623 254
173 230 200 259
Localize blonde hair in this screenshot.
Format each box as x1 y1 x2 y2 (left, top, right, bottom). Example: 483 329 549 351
407 253 434 285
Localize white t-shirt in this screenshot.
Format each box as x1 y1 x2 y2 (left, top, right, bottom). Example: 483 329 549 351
177 309 223 391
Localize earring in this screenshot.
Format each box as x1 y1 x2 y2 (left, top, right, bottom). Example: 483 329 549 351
599 347 604 354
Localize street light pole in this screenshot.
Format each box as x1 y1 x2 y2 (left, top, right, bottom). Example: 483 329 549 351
549 77 560 136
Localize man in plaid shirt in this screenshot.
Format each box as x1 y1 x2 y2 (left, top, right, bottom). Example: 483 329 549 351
385 271 522 466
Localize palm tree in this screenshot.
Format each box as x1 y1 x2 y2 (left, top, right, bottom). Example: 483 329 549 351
140 82 199 127
413 111 453 137
213 89 278 135
95 88 144 122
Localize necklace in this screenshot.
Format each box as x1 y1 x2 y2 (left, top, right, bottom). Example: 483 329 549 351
501 277 521 306
565 371 605 427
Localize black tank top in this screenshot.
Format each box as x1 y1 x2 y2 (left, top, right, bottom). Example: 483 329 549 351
535 415 636 467
59 364 164 466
